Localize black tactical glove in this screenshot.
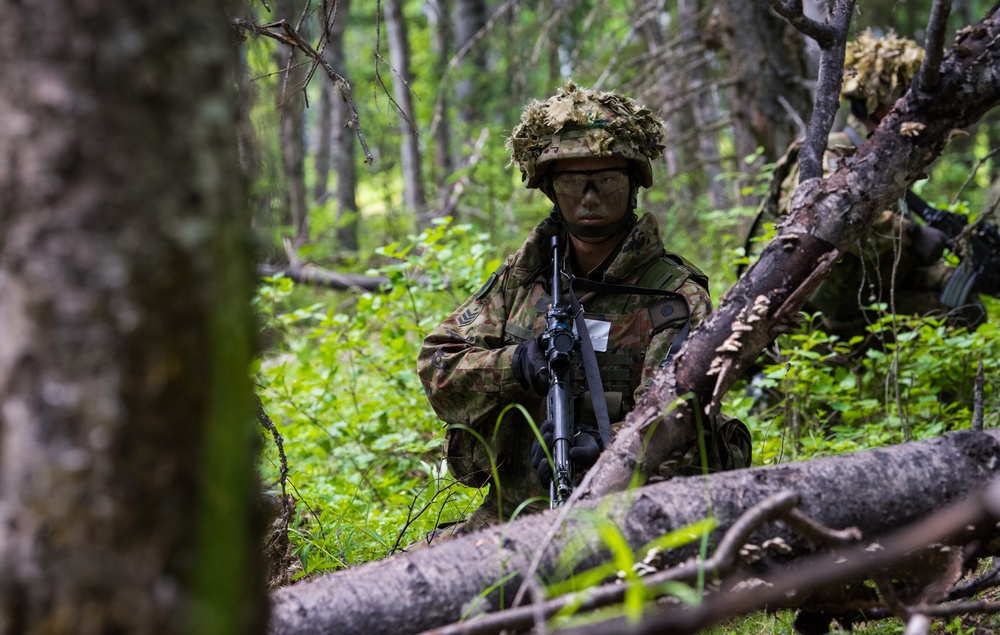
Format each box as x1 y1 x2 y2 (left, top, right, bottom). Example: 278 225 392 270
907 222 948 263
512 336 550 395
531 420 602 488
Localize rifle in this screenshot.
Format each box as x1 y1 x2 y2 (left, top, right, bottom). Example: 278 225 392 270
902 190 1000 307
543 235 578 508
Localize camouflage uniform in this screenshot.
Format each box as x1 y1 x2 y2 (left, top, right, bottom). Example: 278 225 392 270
756 118 984 339
417 81 750 536
418 212 738 530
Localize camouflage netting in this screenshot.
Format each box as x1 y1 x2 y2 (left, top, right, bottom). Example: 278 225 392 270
506 81 665 188
842 29 925 115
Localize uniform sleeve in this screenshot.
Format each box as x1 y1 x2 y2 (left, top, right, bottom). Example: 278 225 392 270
635 277 712 403
417 261 530 429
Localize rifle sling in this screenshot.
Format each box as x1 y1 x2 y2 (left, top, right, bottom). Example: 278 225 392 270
568 286 613 449
567 276 693 449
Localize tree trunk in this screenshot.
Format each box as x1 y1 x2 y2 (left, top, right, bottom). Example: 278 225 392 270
269 430 1000 635
0 0 262 633
714 0 813 206
384 0 429 226
583 5 1000 500
273 0 310 248
453 0 487 128
427 0 455 190
679 0 727 209
314 74 333 205
326 0 360 253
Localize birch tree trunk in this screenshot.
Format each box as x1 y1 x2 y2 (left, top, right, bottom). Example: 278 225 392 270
0 0 262 633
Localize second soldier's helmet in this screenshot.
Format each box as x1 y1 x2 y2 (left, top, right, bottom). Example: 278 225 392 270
841 29 925 116
506 81 665 189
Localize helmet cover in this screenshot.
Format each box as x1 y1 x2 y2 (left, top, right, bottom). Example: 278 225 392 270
506 81 665 189
842 29 925 116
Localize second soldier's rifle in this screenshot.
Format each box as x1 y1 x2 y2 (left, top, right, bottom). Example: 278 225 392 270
902 190 1000 307
543 235 579 508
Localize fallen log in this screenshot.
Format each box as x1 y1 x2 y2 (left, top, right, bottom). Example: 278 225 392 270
269 429 1000 635
258 264 391 291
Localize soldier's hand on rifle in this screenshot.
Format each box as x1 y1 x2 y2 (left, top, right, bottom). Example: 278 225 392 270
531 420 556 487
512 335 550 394
907 222 948 263
531 421 602 488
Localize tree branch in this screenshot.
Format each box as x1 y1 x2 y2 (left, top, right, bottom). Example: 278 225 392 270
231 16 375 164
767 0 838 47
918 0 953 92
793 0 856 182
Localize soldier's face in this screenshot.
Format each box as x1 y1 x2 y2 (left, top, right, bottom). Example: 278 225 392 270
548 157 631 240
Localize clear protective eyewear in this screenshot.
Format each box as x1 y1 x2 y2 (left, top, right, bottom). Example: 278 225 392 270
550 169 630 197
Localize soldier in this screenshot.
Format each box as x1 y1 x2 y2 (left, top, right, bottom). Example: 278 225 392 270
417 82 750 537
748 30 987 341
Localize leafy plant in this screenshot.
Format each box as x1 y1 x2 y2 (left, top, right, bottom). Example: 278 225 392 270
255 218 500 572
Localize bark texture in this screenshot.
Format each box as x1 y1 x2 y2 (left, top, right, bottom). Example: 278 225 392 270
0 0 261 633
581 6 1000 500
269 430 1000 635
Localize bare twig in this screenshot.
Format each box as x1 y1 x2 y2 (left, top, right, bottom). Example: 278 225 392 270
767 0 838 47
431 128 491 221
952 146 1000 204
373 0 416 131
231 17 375 164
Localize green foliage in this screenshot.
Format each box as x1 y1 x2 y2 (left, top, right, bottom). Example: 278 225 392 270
256 219 500 572
725 307 1000 466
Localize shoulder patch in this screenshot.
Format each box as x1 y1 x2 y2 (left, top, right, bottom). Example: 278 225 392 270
473 264 507 301
648 297 690 332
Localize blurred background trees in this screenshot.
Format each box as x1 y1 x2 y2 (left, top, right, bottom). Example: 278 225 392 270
240 0 1000 281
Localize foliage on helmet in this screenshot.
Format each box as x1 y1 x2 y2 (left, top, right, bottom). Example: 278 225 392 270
506 81 665 188
841 29 925 116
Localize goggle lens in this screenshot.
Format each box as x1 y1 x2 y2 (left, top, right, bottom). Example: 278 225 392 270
551 169 630 196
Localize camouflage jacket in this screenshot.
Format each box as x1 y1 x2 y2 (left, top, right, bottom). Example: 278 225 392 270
417 212 711 518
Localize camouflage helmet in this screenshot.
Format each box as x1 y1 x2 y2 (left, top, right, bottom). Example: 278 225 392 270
841 29 924 116
506 81 665 189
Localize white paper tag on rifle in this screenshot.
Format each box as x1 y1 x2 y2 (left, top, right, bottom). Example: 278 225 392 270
582 318 611 352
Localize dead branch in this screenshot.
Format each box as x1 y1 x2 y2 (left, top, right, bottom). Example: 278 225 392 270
258 263 391 291
767 0 839 47
780 0 855 182
231 16 374 164
579 5 1000 502
918 0 952 92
